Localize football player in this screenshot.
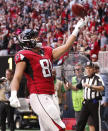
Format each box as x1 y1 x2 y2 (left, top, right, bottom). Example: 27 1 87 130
9 17 88 131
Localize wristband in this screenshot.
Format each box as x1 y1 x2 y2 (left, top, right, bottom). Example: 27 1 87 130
72 27 79 37
11 90 17 97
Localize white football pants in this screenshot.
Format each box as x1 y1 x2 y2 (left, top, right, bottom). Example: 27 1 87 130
30 94 66 131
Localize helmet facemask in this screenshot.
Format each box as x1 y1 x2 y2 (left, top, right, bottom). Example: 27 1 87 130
17 29 42 49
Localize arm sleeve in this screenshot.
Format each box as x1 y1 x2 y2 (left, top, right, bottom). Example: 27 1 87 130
15 53 27 64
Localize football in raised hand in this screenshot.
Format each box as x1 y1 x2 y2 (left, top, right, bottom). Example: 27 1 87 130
72 3 87 18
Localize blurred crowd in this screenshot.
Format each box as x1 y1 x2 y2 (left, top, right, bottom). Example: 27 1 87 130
0 0 108 62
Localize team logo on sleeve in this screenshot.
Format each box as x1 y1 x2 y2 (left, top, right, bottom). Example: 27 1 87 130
15 54 25 63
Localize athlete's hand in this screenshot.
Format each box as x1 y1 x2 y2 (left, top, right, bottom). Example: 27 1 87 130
76 16 89 29
75 18 85 29
72 16 89 36
84 16 89 25
9 91 21 108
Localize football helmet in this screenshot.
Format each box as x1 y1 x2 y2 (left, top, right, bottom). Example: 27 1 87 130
17 28 42 49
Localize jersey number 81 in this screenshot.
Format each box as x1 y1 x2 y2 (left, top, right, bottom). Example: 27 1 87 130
40 59 52 78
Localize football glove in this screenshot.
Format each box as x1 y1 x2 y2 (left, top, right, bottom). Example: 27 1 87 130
9 90 21 108
72 16 89 36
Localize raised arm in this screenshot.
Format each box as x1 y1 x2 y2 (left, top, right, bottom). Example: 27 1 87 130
52 17 88 60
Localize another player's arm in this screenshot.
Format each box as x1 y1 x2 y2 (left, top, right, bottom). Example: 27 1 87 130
10 61 26 91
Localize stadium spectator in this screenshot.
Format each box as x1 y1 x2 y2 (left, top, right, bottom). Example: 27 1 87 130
100 31 108 51
91 54 98 63
79 40 91 60
0 69 15 131
0 25 9 56
90 35 100 58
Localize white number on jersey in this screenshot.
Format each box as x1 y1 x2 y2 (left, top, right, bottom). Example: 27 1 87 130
40 59 52 77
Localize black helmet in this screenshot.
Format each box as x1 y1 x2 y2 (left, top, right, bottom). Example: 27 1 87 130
17 28 42 49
